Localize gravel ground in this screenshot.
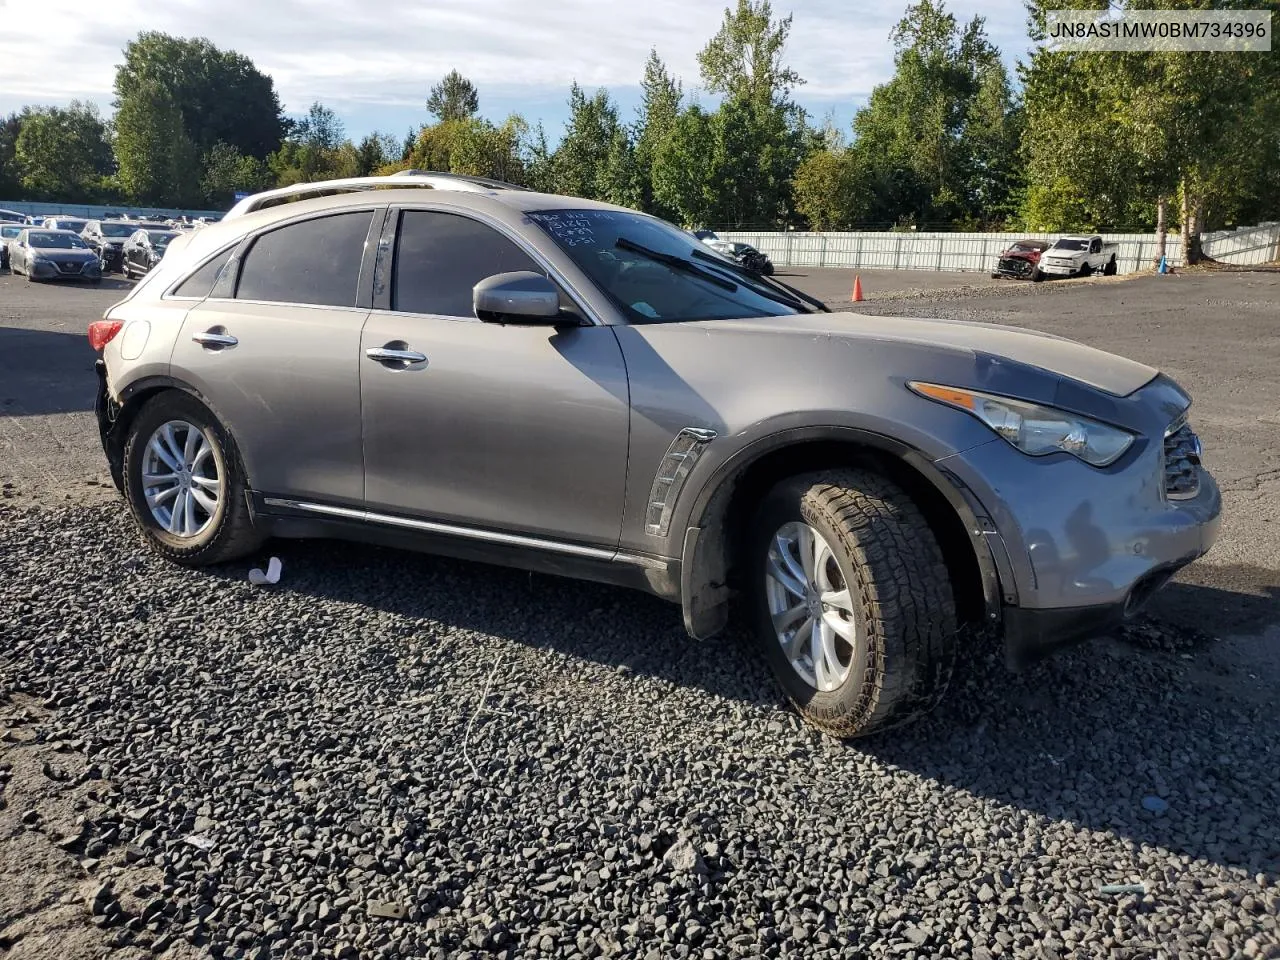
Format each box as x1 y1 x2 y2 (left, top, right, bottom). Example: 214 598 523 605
3 504 1279 959
3 267 1279 959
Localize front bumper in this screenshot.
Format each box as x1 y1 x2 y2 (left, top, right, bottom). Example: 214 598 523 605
29 259 102 281
940 429 1222 666
1039 259 1081 276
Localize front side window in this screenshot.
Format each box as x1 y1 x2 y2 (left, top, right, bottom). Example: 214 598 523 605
391 210 541 317
1053 239 1088 252
235 211 374 307
525 209 803 324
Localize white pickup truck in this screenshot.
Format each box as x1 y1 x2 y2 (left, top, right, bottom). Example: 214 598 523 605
1038 235 1119 277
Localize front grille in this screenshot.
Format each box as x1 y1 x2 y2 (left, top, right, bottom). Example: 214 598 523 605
1163 419 1202 500
56 261 84 275
998 256 1034 277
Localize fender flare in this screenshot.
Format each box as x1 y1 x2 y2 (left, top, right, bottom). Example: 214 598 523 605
677 425 1011 640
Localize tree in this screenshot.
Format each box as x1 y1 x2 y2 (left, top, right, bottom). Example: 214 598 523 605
651 107 717 226
14 102 114 202
849 0 1019 226
793 144 868 229
293 102 345 152
201 142 271 207
114 82 199 205
697 0 804 107
355 133 400 176
114 32 283 159
551 84 630 201
635 50 683 216
1019 0 1280 256
0 113 24 198
427 70 480 122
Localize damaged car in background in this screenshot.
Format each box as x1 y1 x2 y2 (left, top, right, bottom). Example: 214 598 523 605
88 172 1222 739
992 238 1050 281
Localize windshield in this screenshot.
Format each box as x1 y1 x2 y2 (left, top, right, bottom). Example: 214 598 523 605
29 232 88 249
53 219 88 232
100 222 135 237
526 209 802 323
1052 239 1088 251
148 231 179 249
1 226 22 239
1010 242 1043 253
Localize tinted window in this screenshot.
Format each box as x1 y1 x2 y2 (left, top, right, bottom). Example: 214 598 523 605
173 249 234 299
236 211 373 307
392 211 540 317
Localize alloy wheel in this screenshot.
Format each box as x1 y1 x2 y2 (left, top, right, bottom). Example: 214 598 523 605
763 521 860 692
141 420 221 538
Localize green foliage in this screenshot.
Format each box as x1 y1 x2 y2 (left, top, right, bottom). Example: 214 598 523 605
635 50 684 218
549 84 631 201
0 114 22 198
698 0 804 106
114 82 199 206
427 70 480 122
849 0 1020 226
407 115 530 182
1019 0 1280 245
652 107 718 226
793 148 867 229
14 102 114 202
201 143 272 207
114 32 283 159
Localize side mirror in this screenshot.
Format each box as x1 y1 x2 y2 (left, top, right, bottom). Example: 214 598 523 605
473 271 562 324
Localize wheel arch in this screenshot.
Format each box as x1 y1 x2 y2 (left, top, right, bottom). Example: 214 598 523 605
101 375 239 490
679 427 1005 641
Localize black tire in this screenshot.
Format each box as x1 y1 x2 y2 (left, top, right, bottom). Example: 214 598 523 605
763 262 775 276
748 469 958 738
1103 256 1117 276
122 391 262 565
1078 262 1093 278
1032 269 1044 282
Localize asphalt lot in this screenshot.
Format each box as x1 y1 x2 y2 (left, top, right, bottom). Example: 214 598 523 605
2 266 1279 959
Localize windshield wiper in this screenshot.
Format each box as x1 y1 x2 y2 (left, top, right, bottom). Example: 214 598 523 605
688 249 830 313
615 237 738 292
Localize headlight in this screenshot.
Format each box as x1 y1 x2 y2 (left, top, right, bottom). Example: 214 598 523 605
908 382 1135 467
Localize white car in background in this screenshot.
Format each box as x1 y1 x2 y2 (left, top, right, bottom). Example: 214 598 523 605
1039 235 1119 278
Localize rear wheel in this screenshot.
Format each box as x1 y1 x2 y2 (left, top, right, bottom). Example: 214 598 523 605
1103 256 1117 276
748 469 958 738
122 392 262 565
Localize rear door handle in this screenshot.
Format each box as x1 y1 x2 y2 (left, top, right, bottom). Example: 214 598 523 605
366 347 427 364
192 331 238 347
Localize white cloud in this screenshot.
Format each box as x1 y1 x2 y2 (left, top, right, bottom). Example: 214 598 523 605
0 0 1031 125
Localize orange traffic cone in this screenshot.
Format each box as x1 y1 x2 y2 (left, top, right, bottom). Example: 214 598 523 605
852 274 864 302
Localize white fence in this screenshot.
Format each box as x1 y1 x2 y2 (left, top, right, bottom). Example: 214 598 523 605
719 222 1280 275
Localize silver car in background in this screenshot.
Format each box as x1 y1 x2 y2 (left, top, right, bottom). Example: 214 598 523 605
10 228 103 283
89 173 1221 738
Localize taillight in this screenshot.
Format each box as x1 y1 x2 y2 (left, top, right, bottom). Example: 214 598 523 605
88 320 124 351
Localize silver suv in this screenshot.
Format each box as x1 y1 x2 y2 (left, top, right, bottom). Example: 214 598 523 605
91 173 1222 738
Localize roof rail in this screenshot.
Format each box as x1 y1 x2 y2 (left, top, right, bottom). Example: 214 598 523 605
222 170 531 220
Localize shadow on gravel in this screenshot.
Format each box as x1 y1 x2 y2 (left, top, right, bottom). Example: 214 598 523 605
204 534 1279 879
0 325 98 416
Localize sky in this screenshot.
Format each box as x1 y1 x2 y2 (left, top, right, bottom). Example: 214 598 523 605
0 0 1033 144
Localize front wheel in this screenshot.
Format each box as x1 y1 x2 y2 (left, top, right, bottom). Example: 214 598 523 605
748 469 958 738
1078 262 1093 278
122 392 262 565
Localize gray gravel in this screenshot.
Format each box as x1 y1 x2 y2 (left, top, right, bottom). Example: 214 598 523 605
3 502 1278 959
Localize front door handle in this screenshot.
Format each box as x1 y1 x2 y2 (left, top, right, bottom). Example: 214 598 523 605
366 346 427 365
192 331 238 348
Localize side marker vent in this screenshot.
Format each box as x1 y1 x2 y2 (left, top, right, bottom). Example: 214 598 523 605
644 427 717 537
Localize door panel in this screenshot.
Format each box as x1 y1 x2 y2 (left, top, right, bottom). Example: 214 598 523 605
172 300 368 503
360 313 629 545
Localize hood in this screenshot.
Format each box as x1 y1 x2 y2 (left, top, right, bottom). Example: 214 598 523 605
1002 248 1042 261
705 312 1159 397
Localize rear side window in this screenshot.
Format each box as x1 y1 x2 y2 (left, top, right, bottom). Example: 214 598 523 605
392 210 540 317
172 249 233 299
236 211 373 307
